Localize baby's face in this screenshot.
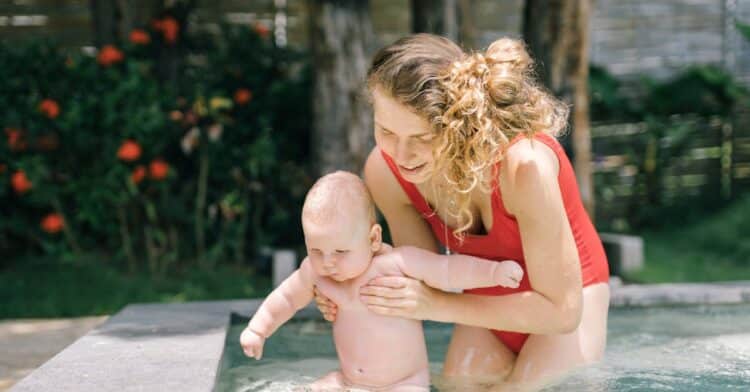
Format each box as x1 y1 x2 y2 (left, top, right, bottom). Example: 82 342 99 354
303 216 377 282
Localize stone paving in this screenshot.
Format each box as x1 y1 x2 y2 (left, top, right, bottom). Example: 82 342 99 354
0 316 107 391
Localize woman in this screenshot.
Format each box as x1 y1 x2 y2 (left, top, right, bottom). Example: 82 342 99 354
315 34 610 388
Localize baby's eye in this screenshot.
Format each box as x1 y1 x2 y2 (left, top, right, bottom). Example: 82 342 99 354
335 250 349 254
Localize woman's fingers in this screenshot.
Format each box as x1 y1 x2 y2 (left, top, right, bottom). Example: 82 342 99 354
365 304 406 317
318 302 337 314
314 287 334 303
315 297 333 308
366 276 409 288
313 285 338 322
359 285 406 298
361 294 415 308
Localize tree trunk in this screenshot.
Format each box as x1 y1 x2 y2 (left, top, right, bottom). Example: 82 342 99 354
117 0 162 36
457 0 477 49
90 0 162 46
411 0 460 43
309 0 376 175
523 0 595 216
90 0 118 47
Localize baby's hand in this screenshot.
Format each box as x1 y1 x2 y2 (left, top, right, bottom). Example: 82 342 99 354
494 260 524 288
239 327 265 360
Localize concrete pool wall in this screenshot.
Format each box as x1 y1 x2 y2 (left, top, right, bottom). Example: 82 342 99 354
11 281 750 392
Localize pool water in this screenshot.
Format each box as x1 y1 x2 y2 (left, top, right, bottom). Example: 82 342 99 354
215 304 750 391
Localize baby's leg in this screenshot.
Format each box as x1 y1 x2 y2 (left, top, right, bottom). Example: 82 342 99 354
306 370 346 391
383 367 430 392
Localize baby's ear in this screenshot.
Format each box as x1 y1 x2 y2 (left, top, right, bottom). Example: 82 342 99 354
369 223 382 252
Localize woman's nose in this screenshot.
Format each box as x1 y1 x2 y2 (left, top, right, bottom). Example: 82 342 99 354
394 138 414 163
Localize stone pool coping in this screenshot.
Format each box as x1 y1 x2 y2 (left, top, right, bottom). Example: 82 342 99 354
11 281 750 392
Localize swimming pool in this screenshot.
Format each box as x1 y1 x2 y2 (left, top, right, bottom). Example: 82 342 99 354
215 304 750 391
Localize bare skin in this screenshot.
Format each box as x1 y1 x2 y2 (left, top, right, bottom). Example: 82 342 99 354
240 189 524 391
315 88 611 390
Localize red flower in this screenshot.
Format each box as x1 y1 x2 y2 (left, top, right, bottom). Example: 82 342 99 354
39 99 60 119
11 170 32 194
97 45 124 66
254 23 270 38
129 29 151 45
169 110 183 122
5 127 27 151
149 159 170 180
234 88 252 106
117 140 142 162
131 165 146 184
41 213 64 234
153 17 179 44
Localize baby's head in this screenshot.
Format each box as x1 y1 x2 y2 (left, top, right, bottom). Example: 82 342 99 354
302 171 382 282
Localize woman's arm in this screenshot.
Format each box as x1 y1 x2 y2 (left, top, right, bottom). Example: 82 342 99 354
362 139 583 334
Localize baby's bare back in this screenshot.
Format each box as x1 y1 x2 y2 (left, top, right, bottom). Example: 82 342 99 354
314 257 429 387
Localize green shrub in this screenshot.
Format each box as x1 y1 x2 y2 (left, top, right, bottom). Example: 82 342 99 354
0 22 312 273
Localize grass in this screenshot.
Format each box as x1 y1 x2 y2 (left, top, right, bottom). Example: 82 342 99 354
623 193 750 283
0 257 272 319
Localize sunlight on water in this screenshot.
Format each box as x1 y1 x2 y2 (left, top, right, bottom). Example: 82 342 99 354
215 305 750 391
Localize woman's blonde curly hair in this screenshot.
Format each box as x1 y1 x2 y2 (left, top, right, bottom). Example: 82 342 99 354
367 34 569 239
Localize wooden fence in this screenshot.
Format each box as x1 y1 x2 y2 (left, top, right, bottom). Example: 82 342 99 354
591 111 750 230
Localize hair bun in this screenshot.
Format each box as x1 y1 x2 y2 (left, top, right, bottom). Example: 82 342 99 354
484 38 533 105
484 38 532 72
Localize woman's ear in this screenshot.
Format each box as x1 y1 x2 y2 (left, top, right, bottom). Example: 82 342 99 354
369 223 382 252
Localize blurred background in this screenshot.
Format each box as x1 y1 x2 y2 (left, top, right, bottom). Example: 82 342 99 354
1 0 749 321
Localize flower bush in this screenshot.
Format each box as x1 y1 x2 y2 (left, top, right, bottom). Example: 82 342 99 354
0 20 312 273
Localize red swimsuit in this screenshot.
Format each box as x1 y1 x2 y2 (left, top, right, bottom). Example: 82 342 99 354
381 132 610 354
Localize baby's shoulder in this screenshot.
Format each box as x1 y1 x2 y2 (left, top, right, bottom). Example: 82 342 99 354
368 249 403 277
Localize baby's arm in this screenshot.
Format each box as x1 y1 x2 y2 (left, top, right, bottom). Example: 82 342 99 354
395 246 523 290
241 258 315 359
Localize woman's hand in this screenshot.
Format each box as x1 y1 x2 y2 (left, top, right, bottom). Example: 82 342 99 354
359 249 442 320
313 286 338 322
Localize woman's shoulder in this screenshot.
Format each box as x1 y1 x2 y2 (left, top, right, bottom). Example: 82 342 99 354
498 133 561 212
364 146 411 205
501 133 560 181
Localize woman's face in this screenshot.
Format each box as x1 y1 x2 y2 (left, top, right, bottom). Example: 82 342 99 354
372 87 436 184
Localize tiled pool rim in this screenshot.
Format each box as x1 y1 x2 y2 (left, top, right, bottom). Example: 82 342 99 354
11 281 750 392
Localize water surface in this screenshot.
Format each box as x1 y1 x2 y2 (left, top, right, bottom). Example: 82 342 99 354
216 304 750 391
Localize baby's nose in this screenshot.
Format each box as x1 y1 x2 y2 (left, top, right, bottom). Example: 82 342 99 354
322 255 336 267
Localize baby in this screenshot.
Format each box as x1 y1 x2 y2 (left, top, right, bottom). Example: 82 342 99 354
240 171 524 391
